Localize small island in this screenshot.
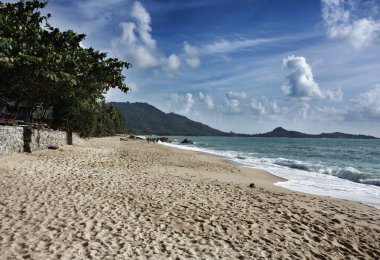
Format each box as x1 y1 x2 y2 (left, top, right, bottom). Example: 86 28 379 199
252 127 379 139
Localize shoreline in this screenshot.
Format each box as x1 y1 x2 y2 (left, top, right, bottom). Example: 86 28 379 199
0 137 379 258
160 140 380 209
161 142 287 191
161 140 380 209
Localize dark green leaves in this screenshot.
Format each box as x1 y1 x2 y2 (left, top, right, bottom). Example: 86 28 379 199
0 0 131 136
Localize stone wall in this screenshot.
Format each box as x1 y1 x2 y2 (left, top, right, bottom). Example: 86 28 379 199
0 126 83 156
0 126 24 155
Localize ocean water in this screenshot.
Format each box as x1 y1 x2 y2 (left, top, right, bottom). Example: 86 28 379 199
161 137 380 208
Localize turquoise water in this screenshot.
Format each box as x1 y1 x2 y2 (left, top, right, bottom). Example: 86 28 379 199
163 137 380 208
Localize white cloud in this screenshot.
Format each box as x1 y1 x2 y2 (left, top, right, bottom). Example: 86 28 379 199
128 82 139 92
227 91 247 99
166 54 181 71
169 93 194 114
120 22 137 45
183 42 201 68
282 55 323 100
131 1 150 25
184 41 199 56
133 45 159 68
250 99 266 115
186 57 201 68
322 0 380 48
311 85 380 122
325 88 343 101
297 102 310 119
250 97 281 116
223 91 248 113
349 85 380 120
131 1 156 49
202 38 280 54
282 55 342 101
111 1 180 71
199 92 214 109
224 98 241 113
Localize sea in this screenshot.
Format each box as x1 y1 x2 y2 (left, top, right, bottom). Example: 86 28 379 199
160 136 380 209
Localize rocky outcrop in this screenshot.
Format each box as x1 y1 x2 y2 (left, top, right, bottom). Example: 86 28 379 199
156 137 171 143
180 139 193 144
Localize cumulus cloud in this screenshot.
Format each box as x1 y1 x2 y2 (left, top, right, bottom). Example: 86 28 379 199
282 55 343 101
227 91 247 99
250 97 281 116
183 42 201 68
250 99 266 116
131 1 156 49
199 92 214 109
169 93 194 114
166 54 181 71
184 41 198 56
312 85 380 122
224 98 241 113
325 88 343 101
349 85 380 120
111 1 181 71
322 0 380 48
282 55 324 100
223 91 248 113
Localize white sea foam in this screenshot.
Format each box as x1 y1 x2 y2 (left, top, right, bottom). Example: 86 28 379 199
160 142 380 209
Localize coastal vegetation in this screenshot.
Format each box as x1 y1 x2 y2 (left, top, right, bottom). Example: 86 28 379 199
0 0 130 137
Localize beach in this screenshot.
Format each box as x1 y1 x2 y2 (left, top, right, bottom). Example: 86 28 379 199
0 137 379 259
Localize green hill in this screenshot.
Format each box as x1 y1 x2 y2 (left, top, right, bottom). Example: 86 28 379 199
110 102 228 136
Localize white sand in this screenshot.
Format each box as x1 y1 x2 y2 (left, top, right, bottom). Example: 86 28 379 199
0 137 379 259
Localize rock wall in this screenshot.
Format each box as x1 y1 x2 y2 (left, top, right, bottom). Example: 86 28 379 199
0 126 24 155
0 126 83 156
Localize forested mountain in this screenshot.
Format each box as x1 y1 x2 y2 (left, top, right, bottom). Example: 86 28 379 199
110 102 229 136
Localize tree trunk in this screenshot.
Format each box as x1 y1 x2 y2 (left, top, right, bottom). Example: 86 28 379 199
23 126 33 153
67 130 73 145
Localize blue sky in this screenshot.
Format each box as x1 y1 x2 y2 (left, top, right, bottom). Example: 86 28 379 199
8 0 380 135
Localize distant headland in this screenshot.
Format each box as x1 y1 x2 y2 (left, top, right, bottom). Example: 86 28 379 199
249 127 378 139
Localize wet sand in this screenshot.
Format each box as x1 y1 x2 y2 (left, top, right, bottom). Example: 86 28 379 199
0 137 379 259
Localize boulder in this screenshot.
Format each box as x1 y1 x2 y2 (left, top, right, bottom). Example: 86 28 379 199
156 137 171 143
180 138 193 144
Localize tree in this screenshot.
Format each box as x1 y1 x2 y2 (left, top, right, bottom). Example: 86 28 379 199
0 0 130 134
92 101 127 137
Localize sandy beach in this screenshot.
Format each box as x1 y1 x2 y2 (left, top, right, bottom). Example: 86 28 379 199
0 137 379 259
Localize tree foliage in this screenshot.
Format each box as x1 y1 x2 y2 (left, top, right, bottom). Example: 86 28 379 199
0 0 130 136
52 98 126 138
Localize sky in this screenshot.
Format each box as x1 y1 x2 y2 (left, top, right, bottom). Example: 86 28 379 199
7 0 380 136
